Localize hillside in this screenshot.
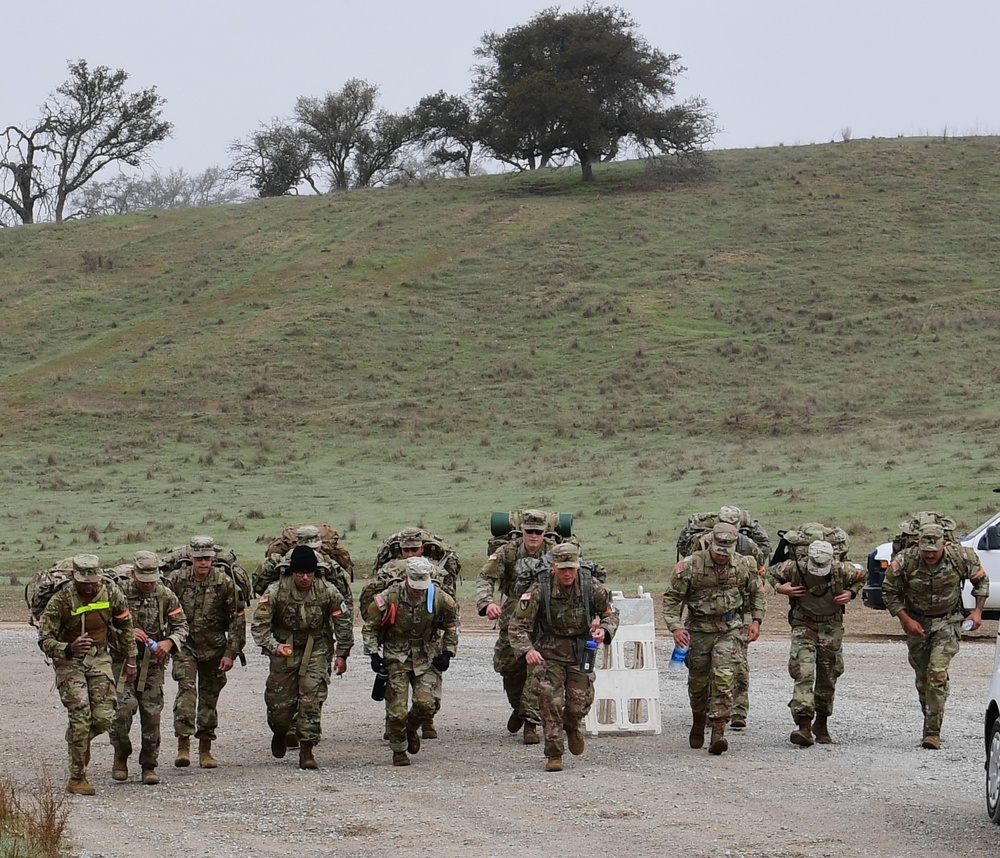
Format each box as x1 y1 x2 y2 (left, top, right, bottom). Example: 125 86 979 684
2 137 999 579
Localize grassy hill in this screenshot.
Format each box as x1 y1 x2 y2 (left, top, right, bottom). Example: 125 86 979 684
2 136 1000 586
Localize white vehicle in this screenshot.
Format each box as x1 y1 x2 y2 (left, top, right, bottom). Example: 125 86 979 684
863 510 1000 620
986 624 1000 822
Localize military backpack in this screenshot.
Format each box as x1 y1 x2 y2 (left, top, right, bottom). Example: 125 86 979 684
265 523 354 581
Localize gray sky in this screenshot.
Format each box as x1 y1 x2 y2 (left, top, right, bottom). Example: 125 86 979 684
3 0 996 176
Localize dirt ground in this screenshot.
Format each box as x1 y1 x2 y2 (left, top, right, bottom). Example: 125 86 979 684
3 593 1000 858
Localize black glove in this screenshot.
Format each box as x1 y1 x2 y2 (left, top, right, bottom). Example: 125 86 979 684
370 653 386 674
432 651 453 672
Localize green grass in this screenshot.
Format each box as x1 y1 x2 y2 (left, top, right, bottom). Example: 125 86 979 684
2 137 1000 585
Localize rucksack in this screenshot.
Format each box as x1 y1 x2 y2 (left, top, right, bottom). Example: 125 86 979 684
487 509 575 556
24 557 125 630
676 509 771 562
255 552 353 605
515 554 602 636
370 530 461 593
265 523 354 581
160 544 254 613
891 511 958 557
357 560 450 642
770 521 850 565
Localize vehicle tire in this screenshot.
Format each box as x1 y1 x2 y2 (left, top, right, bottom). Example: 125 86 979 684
988 719 1000 823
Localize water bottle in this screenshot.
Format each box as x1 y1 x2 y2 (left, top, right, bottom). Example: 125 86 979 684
145 638 159 653
669 642 689 672
961 618 975 632
371 669 389 701
580 639 598 673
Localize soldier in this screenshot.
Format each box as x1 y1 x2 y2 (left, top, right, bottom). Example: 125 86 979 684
506 542 618 772
37 554 137 795
476 509 558 744
663 523 766 755
363 557 459 767
882 521 989 749
109 551 188 784
767 540 864 746
164 535 246 769
251 545 353 770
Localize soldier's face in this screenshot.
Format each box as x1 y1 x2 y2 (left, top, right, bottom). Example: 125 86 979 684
133 574 157 594
709 546 732 566
74 580 98 601
292 571 315 591
401 545 423 558
522 529 544 552
554 564 578 587
920 547 944 564
190 555 213 579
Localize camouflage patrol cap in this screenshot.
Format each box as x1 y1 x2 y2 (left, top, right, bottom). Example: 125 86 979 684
711 523 739 557
550 542 580 568
807 540 834 577
72 554 102 583
918 523 945 550
188 535 216 558
719 506 742 525
522 510 547 532
399 527 425 549
133 550 161 582
295 525 323 549
404 556 433 590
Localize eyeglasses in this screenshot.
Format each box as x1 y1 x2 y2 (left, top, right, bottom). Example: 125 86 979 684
523 528 544 536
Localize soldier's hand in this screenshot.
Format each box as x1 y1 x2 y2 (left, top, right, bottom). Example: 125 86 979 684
134 628 149 645
333 656 347 676
123 660 137 682
275 643 292 658
431 651 453 672
485 603 502 621
833 591 852 606
672 629 690 648
899 614 924 637
69 634 95 655
219 655 235 672
779 583 807 598
370 653 386 673
153 639 172 663
525 649 544 666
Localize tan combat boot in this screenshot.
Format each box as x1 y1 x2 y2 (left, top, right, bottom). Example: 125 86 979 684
790 717 814 747
506 710 524 733
285 731 299 749
141 768 160 785
689 712 707 749
422 718 438 739
812 713 832 744
545 756 563 772
66 777 96 796
175 737 191 767
522 722 540 745
406 729 421 756
566 727 585 756
708 719 728 755
921 734 941 750
111 755 128 782
392 751 410 767
299 742 318 770
198 739 218 769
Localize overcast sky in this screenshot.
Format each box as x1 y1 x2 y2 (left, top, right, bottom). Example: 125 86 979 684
3 1 996 176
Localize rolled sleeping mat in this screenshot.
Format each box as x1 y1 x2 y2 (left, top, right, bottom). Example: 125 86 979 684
490 511 573 538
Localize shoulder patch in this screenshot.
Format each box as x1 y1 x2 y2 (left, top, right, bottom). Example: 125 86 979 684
889 560 900 573
519 592 532 602
258 594 269 604
488 552 498 561
674 561 685 573
374 593 386 609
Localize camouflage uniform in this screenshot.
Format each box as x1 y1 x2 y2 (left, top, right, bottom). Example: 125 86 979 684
110 559 188 779
507 544 619 768
663 524 766 753
164 538 246 746
363 558 459 765
251 573 353 750
476 526 558 726
766 541 864 741
882 526 988 744
37 555 136 789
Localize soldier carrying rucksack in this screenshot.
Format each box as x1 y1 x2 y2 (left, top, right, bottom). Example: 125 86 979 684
677 505 771 567
261 522 354 583
256 525 353 614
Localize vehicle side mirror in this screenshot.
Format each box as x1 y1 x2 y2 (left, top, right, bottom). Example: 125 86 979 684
984 525 1000 551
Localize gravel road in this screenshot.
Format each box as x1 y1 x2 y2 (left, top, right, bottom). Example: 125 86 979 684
3 625 1000 858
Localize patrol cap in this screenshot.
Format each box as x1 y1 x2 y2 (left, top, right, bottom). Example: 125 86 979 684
188 535 216 558
711 523 739 557
289 545 319 573
521 510 547 533
807 540 834 576
404 556 433 590
133 550 161 582
719 506 742 525
918 523 945 550
295 525 323 549
399 527 424 549
72 554 102 583
550 542 580 568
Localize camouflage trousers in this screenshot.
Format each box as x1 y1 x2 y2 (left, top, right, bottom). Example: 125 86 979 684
53 653 115 779
732 634 750 720
493 633 541 724
786 620 845 721
529 655 595 759
110 656 166 769
172 650 228 741
264 652 331 744
905 616 961 736
686 628 742 722
384 662 436 752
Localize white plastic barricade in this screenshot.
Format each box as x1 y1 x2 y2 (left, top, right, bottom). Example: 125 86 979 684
584 587 662 736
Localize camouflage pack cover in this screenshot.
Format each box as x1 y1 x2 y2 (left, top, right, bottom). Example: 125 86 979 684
24 557 130 627
160 543 254 612
266 523 353 580
370 529 460 589
487 509 575 557
778 522 850 562
890 511 958 557
676 509 770 561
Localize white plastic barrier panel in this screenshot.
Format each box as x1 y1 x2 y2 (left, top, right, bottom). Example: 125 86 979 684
584 587 662 736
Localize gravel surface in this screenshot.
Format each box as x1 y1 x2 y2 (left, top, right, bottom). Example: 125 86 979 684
3 623 1000 858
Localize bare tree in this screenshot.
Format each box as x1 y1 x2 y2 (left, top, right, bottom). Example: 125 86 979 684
74 167 249 217
0 123 54 225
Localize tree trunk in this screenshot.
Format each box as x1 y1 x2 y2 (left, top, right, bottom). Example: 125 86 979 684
578 149 594 182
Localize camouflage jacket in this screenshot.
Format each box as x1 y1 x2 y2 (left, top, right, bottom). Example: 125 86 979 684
362 583 459 671
766 558 865 625
251 576 353 661
117 578 188 661
476 535 559 623
507 574 619 664
38 580 137 663
165 564 246 660
663 550 766 633
882 543 988 618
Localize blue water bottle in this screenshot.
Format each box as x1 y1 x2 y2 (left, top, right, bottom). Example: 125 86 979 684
580 639 598 673
146 638 159 653
669 642 688 673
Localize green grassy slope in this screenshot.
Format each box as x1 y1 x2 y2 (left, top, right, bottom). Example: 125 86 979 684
2 136 999 581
